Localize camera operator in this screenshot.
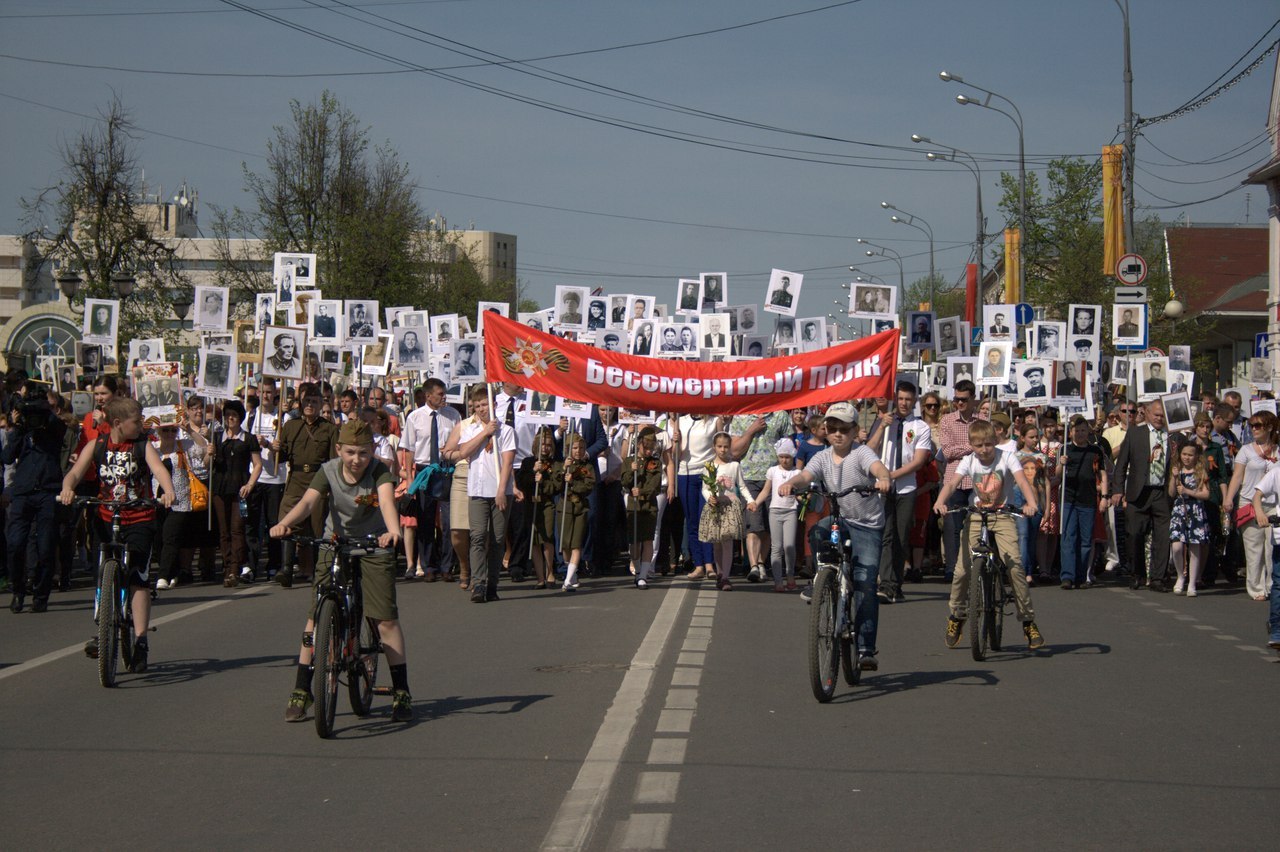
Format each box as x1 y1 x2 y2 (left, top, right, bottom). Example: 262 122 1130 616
4 381 68 613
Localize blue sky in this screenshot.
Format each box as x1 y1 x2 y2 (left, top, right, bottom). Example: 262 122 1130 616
0 0 1274 319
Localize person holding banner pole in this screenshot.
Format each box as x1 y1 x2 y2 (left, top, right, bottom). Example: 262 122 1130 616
515 427 558 589
555 432 597 592
620 426 662 588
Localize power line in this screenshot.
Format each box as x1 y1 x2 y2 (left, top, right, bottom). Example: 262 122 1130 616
1138 128 1272 168
1136 36 1279 129
0 0 467 19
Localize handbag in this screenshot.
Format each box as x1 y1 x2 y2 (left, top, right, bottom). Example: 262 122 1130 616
1234 503 1256 528
178 445 209 512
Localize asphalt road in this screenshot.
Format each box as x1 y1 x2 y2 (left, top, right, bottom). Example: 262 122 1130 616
1 569 1276 851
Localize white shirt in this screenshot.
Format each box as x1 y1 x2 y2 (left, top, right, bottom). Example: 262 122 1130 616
494 391 539 463
462 419 516 498
765 465 802 511
677 414 722 476
955 448 1022 508
402 404 461 466
1253 466 1280 543
880 414 933 495
250 407 286 485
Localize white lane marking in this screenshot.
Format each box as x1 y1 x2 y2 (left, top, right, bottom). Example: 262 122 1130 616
1214 635 1241 641
1192 625 1218 631
634 772 680 805
1236 645 1264 652
646 739 687 765
681 637 709 653
676 652 705 666
617 814 670 850
685 627 712 640
670 668 701 687
1155 609 1177 614
0 586 259 684
664 689 697 710
655 709 693 733
540 584 689 852
689 616 714 628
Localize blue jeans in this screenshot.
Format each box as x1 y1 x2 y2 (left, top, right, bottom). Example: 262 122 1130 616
1015 511 1042 577
1270 544 1280 642
810 517 882 655
677 474 715 567
1059 502 1095 585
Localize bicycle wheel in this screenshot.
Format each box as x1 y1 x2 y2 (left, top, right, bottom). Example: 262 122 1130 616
348 616 380 716
969 555 990 663
312 598 342 738
991 567 1007 652
840 581 861 686
807 568 840 702
98 560 122 688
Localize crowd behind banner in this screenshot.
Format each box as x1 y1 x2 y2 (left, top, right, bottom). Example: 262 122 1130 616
3 257 1277 662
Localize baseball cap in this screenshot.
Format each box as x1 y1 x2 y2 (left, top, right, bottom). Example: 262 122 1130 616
823 402 856 423
991 412 1012 430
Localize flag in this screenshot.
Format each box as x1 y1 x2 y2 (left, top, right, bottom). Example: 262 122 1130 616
1102 144 1125 276
965 264 978 327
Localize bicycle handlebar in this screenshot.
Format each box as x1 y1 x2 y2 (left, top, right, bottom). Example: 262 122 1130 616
284 533 392 555
73 497 161 510
795 484 880 500
940 504 1022 517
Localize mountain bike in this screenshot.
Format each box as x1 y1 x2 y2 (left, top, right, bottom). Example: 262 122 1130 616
76 497 160 688
289 533 389 738
804 485 879 703
946 505 1020 662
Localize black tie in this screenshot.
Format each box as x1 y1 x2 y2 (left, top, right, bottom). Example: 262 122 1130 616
891 416 903 470
429 411 439 465
505 400 516 427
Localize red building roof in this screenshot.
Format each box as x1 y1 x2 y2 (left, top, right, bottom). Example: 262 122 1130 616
1165 226 1268 315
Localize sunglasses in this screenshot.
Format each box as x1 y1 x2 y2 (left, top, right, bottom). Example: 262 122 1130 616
954 396 972 403
923 403 940 409
825 422 853 433
1250 422 1267 429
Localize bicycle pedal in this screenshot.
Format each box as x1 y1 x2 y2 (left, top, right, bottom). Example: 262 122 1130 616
372 686 393 696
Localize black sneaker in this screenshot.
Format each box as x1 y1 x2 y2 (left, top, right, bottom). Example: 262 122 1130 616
276 570 293 589
799 583 813 604
945 616 964 648
391 689 414 722
130 638 149 673
1023 621 1045 649
284 689 313 722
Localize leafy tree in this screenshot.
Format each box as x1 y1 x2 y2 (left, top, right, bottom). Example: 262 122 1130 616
20 98 190 345
212 91 511 317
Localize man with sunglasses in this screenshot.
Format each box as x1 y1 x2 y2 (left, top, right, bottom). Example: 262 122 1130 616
937 380 986 581
867 381 932 603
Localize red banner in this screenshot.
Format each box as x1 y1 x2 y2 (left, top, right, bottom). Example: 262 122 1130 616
483 313 897 415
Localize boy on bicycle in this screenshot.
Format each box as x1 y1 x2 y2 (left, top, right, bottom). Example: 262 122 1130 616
270 420 412 723
59 398 175 673
933 419 1045 650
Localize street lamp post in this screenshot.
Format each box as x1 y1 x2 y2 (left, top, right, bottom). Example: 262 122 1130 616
913 134 985 312
1113 0 1136 253
856 239 905 326
941 71 1026 304
881 201 935 307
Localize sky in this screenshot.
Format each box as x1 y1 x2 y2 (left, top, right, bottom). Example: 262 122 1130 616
0 0 1275 326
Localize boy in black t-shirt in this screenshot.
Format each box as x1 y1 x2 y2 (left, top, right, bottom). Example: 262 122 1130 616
1057 415 1109 589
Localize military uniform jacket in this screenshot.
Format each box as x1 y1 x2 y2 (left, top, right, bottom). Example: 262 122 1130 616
552 459 596 515
278 416 338 505
620 456 662 516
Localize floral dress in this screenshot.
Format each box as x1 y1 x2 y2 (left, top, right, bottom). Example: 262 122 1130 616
1170 472 1209 544
1038 441 1061 534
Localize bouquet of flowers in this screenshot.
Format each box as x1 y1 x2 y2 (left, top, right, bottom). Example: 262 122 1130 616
701 461 721 507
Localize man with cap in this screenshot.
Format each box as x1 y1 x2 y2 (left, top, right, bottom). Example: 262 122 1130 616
559 292 583 326
454 342 479 378
272 418 413 723
1024 365 1047 398
778 403 893 670
272 382 338 587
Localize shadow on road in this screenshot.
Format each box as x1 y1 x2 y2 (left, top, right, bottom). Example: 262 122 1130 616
834 668 999 702
122 653 297 686
328 693 554 739
998 641 1112 661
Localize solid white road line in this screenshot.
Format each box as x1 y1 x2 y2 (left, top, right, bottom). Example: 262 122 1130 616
540 583 689 852
0 586 259 684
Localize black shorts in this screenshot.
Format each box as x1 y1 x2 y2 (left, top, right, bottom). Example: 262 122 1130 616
93 517 156 587
743 480 768 534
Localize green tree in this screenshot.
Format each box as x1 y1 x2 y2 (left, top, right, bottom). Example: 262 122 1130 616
213 91 511 316
20 98 190 347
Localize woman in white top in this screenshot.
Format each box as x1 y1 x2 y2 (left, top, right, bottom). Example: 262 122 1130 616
749 438 803 591
700 431 755 591
674 413 729 579
152 422 201 589
1226 410 1278 600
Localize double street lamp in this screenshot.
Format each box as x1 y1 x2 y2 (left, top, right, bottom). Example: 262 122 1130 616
941 70 1027 304
880 201 935 307
912 133 986 310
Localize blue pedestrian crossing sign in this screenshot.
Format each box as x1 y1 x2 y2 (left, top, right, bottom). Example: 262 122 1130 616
1015 303 1034 326
971 326 983 348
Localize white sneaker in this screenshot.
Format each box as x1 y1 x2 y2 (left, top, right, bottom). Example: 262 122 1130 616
636 578 648 589
168 577 178 589
239 567 254 583
1186 587 1198 597
156 578 170 590
747 564 764 583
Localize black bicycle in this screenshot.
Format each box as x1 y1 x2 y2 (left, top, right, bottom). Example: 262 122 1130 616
289 534 388 738
804 484 879 703
75 497 160 687
946 505 1020 662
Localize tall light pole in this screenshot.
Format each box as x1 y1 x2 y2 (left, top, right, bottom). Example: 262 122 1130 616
913 134 985 310
881 201 935 307
941 71 1026 304
1114 0 1136 253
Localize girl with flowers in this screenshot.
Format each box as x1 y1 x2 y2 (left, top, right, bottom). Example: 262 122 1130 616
699 431 755 591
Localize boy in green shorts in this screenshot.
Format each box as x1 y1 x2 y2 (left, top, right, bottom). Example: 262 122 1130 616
271 420 412 723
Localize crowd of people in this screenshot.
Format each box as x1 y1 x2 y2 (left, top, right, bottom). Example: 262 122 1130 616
3 349 1280 719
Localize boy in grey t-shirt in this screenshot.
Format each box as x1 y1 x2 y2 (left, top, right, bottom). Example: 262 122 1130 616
271 420 413 723
778 403 892 669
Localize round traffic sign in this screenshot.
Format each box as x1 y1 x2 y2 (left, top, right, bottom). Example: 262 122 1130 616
1014 302 1034 326
1116 253 1148 285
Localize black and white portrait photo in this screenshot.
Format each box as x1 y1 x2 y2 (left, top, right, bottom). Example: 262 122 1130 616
451 339 482 379
1169 344 1192 372
193 285 229 333
598 329 627 353
235 321 261 364
555 285 589 329
197 349 237 400
1250 356 1272 390
311 299 341 343
77 342 103 375
402 310 429 331
363 334 392 377
82 298 119 345
610 294 631 326
625 295 656 330
677 279 701 314
1071 337 1097 367
772 317 797 351
700 272 727 310
1138 357 1170 400
851 283 895 317
586 298 609 331
907 311 936 351
1069 304 1101 338
261 325 306 381
935 316 964 358
763 268 802 318
345 299 379 344
978 341 1012 386
255 293 276 334
1112 356 1132 385
983 304 1015 342
385 305 413 330
797 317 826 353
476 301 510 337
517 310 548 332
1032 321 1065 361
1016 360 1050 401
394 327 428 369
631 321 655 356
1113 304 1146 347
699 313 731 356
1161 391 1194 432
272 252 314 306
431 313 458 352
1053 360 1084 400
128 337 165 368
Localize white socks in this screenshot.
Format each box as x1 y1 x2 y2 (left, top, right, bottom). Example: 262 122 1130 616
564 562 579 589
